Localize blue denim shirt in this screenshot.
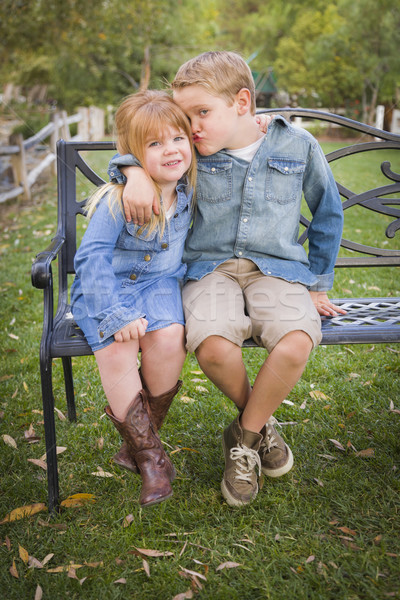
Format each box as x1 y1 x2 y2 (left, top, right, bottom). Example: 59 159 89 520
108 116 343 291
70 182 193 345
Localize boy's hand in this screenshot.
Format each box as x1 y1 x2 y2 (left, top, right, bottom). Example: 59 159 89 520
114 317 148 342
255 113 275 133
121 166 159 225
309 291 347 316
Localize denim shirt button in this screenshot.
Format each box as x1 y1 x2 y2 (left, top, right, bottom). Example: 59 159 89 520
144 254 151 262
243 218 248 223
130 273 137 280
99 331 104 338
238 251 243 256
248 176 253 181
161 243 168 249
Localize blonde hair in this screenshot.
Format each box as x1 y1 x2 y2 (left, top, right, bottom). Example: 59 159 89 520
85 90 196 236
172 51 256 115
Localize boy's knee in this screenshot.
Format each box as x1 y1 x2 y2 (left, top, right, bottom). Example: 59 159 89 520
274 330 313 367
195 335 237 367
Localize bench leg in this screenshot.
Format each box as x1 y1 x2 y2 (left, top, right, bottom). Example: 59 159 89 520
62 356 76 422
40 354 60 514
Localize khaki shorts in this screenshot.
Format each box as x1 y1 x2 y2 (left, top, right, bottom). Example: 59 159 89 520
182 258 322 353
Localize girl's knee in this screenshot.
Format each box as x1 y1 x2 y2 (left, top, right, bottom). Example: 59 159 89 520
145 324 185 356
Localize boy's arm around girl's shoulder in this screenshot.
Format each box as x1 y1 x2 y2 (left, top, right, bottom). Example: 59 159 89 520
108 153 158 225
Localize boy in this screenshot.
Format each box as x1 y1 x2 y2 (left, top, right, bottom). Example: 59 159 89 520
108 51 346 506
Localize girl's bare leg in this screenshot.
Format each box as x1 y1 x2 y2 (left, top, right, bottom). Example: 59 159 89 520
94 339 141 420
139 324 186 394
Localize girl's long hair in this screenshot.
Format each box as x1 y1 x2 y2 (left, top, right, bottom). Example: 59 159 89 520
85 90 196 236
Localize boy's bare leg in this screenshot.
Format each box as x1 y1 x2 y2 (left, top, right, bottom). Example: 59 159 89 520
241 330 312 433
195 335 252 410
196 330 312 432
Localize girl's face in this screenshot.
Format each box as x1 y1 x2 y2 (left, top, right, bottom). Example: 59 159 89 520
143 126 192 189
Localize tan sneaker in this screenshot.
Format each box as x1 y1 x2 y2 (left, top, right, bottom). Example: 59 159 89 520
259 416 293 478
221 416 262 507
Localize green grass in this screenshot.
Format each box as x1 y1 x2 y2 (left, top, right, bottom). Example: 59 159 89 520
0 144 399 599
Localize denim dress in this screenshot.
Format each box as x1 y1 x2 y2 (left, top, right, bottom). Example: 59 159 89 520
70 180 193 352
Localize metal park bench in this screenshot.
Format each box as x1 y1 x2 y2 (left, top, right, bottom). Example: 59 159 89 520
31 110 400 512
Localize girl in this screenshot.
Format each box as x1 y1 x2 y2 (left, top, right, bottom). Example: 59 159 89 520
70 90 196 507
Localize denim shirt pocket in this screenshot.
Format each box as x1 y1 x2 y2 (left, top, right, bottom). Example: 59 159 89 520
266 158 306 204
173 204 192 232
196 160 232 203
117 222 158 250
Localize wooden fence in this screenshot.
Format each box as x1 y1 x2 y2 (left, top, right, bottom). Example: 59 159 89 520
0 106 105 203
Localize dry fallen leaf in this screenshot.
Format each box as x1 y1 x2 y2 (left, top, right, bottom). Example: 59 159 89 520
2 434 17 449
143 559 150 577
114 578 127 584
133 547 174 558
309 390 329 400
180 395 195 404
10 559 19 578
216 561 242 571
329 439 345 451
179 566 207 581
28 556 44 569
19 544 29 563
28 458 47 471
39 447 67 461
305 555 315 564
314 478 324 487
0 503 46 524
34 585 43 600
123 514 134 528
337 526 356 536
91 467 114 478
60 493 95 508
355 448 375 458
195 385 208 393
54 407 66 420
173 591 193 600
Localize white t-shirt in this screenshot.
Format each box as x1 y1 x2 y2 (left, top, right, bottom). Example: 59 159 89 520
226 135 265 162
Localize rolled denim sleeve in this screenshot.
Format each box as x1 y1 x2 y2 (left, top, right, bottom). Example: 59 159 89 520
303 142 344 292
108 153 142 184
73 196 145 342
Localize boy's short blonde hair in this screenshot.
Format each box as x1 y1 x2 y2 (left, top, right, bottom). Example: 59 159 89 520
172 51 256 115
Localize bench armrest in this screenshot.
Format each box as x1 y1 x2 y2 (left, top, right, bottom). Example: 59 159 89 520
31 234 66 289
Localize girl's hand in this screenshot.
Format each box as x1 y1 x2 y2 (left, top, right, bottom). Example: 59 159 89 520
121 166 159 225
309 291 347 317
255 113 275 133
114 317 148 342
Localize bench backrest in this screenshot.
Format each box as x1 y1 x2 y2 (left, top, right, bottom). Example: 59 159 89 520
55 110 400 309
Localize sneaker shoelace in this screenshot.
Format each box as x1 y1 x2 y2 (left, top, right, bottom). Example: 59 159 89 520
229 444 261 482
261 416 281 453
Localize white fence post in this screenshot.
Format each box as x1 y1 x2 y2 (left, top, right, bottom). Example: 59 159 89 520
9 133 31 201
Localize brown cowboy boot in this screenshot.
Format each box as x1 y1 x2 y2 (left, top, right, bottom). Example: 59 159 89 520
113 379 182 474
105 390 175 506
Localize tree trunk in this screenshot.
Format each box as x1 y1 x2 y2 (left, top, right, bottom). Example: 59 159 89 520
139 45 151 91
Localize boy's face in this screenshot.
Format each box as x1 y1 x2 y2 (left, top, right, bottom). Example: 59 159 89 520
173 85 243 156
